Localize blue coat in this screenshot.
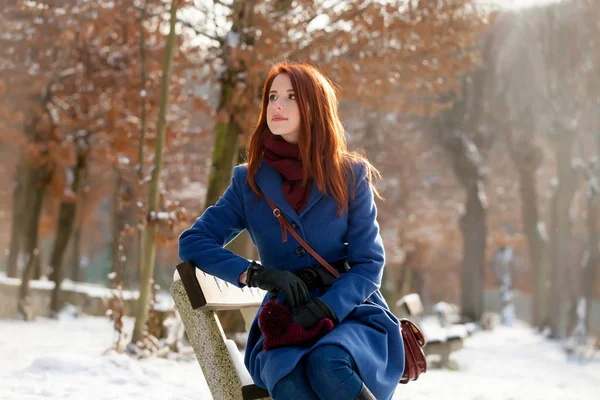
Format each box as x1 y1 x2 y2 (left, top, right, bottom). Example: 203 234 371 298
178 160 404 400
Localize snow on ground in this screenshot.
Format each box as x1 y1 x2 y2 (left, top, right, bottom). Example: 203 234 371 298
0 312 598 400
399 318 599 400
0 313 206 400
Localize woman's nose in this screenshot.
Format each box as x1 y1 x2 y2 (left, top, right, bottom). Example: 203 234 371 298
273 98 283 110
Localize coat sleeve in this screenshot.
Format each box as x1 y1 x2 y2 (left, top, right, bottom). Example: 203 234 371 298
319 163 385 322
178 166 251 288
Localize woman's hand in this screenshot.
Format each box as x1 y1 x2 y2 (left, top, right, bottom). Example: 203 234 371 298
246 261 310 308
291 298 338 330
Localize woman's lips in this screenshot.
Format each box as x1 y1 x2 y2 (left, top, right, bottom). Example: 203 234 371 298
272 117 288 122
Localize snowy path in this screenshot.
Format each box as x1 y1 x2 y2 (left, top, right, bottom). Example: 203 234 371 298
0 314 598 399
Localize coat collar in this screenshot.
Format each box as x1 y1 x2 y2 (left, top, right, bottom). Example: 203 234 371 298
254 159 324 222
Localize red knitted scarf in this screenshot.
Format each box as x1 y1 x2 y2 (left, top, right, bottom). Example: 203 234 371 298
263 133 311 213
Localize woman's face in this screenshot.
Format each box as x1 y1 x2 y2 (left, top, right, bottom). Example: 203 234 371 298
266 74 301 144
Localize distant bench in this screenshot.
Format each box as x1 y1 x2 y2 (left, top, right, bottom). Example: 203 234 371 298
171 261 271 400
396 294 477 370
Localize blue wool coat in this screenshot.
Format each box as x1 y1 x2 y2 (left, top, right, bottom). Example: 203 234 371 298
178 160 404 400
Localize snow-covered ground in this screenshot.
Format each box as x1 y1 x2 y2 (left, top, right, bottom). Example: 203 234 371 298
0 312 598 400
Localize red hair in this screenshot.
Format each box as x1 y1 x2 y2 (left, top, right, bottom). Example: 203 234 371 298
247 62 381 215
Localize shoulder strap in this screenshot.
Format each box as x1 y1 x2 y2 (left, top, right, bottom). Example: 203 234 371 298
262 193 340 278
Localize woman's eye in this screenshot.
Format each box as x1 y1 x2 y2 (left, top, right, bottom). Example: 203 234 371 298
289 94 296 100
268 94 277 101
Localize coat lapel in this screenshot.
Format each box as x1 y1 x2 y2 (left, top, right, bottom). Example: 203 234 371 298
298 179 324 218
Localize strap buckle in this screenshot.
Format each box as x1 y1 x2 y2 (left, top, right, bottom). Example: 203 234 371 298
273 208 281 218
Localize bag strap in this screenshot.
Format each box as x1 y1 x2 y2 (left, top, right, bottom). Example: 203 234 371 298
262 193 340 278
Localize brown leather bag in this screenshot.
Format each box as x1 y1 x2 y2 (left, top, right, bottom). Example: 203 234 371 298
399 318 427 383
263 194 428 384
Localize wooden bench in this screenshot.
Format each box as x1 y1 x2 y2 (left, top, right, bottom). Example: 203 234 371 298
395 294 475 370
171 261 271 400
395 293 425 319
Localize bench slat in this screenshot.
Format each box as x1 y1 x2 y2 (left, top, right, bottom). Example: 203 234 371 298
176 261 266 310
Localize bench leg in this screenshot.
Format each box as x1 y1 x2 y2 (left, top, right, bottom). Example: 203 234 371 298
171 280 245 400
439 346 451 368
424 341 462 371
441 341 462 371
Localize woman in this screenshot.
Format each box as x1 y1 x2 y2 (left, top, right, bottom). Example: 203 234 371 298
179 62 404 400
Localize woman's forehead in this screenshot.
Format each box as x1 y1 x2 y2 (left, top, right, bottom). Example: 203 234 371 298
270 74 293 90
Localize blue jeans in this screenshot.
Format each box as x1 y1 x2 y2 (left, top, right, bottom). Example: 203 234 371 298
271 345 363 400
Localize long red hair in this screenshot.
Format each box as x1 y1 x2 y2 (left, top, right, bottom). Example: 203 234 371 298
247 62 381 215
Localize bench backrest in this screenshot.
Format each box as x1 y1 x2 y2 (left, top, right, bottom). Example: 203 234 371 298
395 293 424 318
176 260 266 310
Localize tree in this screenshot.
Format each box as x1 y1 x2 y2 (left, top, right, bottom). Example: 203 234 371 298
433 60 492 322
569 0 600 335
0 2 69 281
539 1 588 339
49 137 89 314
131 0 181 345
485 9 551 327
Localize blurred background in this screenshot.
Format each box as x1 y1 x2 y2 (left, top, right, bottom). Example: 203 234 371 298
0 0 599 399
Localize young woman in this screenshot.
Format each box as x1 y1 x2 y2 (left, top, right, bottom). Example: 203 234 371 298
179 62 404 400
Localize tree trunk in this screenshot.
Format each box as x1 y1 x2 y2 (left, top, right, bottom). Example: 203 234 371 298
581 170 598 332
458 174 487 322
444 130 488 323
33 241 43 280
548 133 576 339
507 137 550 328
399 262 414 298
18 162 54 320
68 179 86 282
203 0 254 210
111 172 128 278
517 164 550 328
6 163 28 278
204 114 241 209
135 0 149 291
437 68 489 323
70 218 82 282
131 0 179 344
49 151 88 314
440 131 488 323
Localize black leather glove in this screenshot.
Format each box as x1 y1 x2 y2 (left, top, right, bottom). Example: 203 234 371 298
246 261 310 308
291 298 338 330
294 267 337 291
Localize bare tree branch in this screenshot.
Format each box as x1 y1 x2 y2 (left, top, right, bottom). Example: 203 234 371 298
177 18 222 44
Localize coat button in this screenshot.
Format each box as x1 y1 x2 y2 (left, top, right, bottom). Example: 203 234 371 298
291 222 299 230
296 247 306 257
